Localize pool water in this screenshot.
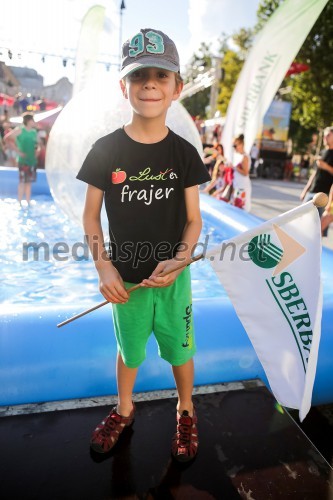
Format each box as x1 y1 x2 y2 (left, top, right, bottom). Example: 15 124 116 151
1 196 224 305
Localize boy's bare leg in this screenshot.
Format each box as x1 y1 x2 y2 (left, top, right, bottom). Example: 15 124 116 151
25 183 32 204
18 182 24 204
116 352 138 416
172 358 194 416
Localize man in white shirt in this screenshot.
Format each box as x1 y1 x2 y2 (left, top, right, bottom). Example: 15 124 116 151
250 142 259 175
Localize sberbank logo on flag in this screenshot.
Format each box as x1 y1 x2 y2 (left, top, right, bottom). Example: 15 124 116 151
248 224 306 276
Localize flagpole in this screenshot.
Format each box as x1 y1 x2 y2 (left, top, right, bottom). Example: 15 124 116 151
119 1 126 70
312 192 328 208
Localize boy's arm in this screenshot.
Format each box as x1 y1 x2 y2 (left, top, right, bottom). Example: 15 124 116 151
83 184 128 303
143 185 202 287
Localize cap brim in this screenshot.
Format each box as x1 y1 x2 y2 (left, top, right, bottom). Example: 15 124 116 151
120 56 179 79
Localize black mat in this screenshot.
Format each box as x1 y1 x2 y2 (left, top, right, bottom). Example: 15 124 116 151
1 386 332 500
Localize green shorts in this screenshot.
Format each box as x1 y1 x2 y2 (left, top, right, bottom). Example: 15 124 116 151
112 266 196 368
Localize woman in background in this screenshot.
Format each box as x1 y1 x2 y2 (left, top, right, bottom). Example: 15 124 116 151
232 134 252 212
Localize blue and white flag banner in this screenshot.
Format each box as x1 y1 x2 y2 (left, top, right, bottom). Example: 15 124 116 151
205 200 323 421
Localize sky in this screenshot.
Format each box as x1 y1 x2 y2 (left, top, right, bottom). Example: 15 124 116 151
0 0 260 87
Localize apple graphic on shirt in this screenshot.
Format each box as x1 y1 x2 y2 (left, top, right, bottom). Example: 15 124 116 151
112 168 127 184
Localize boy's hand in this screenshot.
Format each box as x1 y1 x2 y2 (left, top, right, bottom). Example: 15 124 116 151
141 258 185 288
98 265 129 303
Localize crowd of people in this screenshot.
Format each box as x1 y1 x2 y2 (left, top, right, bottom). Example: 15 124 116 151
200 127 333 237
300 126 333 237
201 134 252 212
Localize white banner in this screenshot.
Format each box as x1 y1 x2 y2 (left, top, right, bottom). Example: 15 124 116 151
73 5 106 95
222 0 329 161
205 201 323 421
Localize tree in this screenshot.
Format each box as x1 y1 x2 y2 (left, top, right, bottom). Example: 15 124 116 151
181 30 253 119
216 28 253 116
217 49 243 116
181 42 212 119
287 0 333 129
255 0 281 31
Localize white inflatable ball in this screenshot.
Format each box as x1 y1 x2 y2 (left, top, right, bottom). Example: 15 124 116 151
46 76 203 229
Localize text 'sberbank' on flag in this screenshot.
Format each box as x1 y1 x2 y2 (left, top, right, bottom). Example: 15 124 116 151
205 197 325 421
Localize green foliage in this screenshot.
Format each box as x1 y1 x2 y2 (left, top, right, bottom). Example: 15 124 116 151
217 50 243 116
232 28 254 56
289 118 317 154
255 0 281 32
181 32 253 119
287 0 333 130
181 42 212 119
181 89 210 119
216 28 253 116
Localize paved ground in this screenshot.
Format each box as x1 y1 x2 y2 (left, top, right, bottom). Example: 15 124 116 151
250 178 333 250
1 384 332 499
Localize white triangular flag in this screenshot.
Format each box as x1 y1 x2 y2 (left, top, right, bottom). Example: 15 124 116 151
205 201 323 421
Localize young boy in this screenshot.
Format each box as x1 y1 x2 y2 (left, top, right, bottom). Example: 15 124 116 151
77 28 210 462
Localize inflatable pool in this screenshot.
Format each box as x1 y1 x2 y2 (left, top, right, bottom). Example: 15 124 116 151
1 167 333 407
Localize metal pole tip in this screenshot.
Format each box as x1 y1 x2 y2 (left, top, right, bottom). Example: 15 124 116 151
312 192 328 208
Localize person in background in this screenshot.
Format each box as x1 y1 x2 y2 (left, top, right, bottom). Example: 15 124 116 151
39 98 47 111
209 144 225 179
203 161 226 196
249 141 259 175
0 116 5 139
283 155 294 181
321 183 333 236
0 134 5 165
203 144 234 202
4 113 38 206
299 154 310 181
232 134 252 211
300 127 333 235
13 94 21 115
37 137 46 169
203 140 220 176
3 122 17 167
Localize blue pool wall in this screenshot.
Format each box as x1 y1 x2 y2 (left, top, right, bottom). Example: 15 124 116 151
1 167 333 407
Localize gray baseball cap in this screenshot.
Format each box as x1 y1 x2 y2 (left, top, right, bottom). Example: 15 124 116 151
120 28 180 79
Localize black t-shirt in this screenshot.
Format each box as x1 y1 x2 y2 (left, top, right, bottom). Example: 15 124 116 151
77 128 210 283
310 149 333 194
